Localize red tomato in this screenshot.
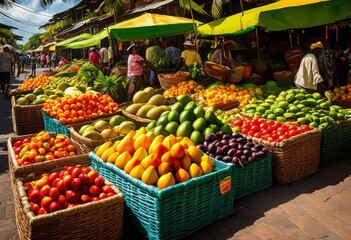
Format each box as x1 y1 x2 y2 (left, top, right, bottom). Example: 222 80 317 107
247 130 255 136
13 140 23 148
259 122 268 129
288 125 298 131
23 138 31 144
267 136 275 142
288 130 298 137
301 125 311 132
234 119 243 127
254 132 262 138
251 125 260 132
241 129 248 135
266 120 275 126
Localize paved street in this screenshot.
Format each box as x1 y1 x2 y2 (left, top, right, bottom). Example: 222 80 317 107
0 66 350 239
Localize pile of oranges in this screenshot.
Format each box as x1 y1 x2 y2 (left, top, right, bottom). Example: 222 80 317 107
18 75 52 91
193 84 263 108
43 91 119 124
331 85 351 102
13 131 77 166
163 80 205 98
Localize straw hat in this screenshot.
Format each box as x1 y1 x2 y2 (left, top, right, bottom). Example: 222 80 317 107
221 39 238 48
310 41 324 50
127 44 139 52
183 40 195 46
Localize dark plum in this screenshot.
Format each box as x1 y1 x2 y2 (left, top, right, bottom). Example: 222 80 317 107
222 145 231 153
237 144 243 150
221 139 229 146
223 156 232 163
213 140 219 146
245 142 254 148
216 149 225 156
243 145 251 151
223 134 231 140
232 132 241 138
216 131 225 139
237 137 247 145
228 148 237 157
247 156 253 162
251 152 258 161
216 141 224 147
243 150 251 157
232 157 240 165
229 142 238 149
235 150 243 157
251 147 257 153
215 155 224 161
197 144 207 152
240 155 247 162
262 147 270 154
204 141 209 147
255 144 264 151
205 133 217 143
257 151 265 157
208 143 217 155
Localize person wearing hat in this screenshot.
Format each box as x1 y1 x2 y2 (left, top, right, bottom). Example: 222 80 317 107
126 43 157 101
181 40 202 69
89 47 100 67
210 38 237 68
0 46 13 99
294 41 327 94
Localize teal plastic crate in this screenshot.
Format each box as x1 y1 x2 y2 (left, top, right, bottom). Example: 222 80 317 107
231 154 272 200
42 110 71 137
320 122 351 166
89 152 234 240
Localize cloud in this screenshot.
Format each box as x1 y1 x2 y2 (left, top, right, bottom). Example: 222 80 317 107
0 0 76 44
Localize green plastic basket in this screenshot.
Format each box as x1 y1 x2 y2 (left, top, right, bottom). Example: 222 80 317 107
231 154 272 200
320 122 351 167
89 152 234 240
42 110 71 137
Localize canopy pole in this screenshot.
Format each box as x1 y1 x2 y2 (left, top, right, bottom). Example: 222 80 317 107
255 27 261 76
288 29 293 49
239 0 244 16
188 0 198 51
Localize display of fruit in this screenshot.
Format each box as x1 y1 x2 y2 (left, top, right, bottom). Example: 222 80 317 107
93 71 127 104
48 75 84 90
163 80 205 98
188 62 212 83
197 131 270 167
146 94 233 144
325 85 351 102
78 116 135 140
43 91 119 124
12 131 77 167
124 88 171 120
18 75 52 91
230 116 313 142
240 88 351 128
215 108 241 125
24 165 116 215
193 83 263 108
94 128 215 189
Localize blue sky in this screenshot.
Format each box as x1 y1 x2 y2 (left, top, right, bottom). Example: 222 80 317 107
0 0 78 45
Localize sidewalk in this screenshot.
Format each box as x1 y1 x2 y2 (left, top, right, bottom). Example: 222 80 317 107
0 66 350 239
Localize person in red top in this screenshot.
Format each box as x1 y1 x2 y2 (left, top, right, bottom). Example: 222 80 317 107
89 47 100 67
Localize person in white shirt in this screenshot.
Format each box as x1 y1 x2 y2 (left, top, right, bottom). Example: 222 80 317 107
294 41 327 94
99 46 109 67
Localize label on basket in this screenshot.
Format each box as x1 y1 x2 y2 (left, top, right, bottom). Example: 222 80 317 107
219 176 231 194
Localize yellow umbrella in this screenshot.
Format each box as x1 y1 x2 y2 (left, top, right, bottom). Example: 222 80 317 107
108 13 202 41
197 0 351 36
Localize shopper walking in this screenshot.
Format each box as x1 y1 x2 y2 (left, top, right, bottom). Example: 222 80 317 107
30 51 37 77
0 46 13 99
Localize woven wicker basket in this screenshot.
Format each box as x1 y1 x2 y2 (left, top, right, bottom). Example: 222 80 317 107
68 115 125 149
90 152 233 240
242 73 262 83
121 109 154 123
8 133 90 200
10 89 34 96
158 72 190 89
203 62 231 82
199 99 240 111
246 128 322 184
15 165 124 240
11 96 44 135
273 71 296 82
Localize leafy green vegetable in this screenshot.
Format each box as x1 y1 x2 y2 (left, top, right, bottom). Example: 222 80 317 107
93 71 127 103
77 63 100 87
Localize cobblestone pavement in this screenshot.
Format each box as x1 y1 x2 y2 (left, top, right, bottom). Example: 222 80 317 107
0 66 350 240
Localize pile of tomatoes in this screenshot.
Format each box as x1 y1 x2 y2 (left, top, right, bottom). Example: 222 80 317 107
231 117 312 142
43 91 119 124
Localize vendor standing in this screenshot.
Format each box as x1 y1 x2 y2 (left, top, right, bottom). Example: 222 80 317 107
294 41 327 94
210 38 237 68
181 40 202 69
126 44 157 101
